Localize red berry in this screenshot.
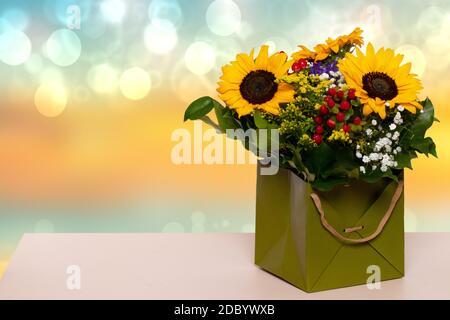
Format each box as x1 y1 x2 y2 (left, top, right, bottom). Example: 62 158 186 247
298 59 308 69
328 88 337 96
327 119 336 129
315 125 324 134
313 134 322 144
353 116 361 125
326 99 335 108
314 116 324 124
292 62 301 72
320 105 329 115
343 124 351 133
340 100 351 111
348 88 356 100
292 59 307 72
337 90 345 99
336 112 345 122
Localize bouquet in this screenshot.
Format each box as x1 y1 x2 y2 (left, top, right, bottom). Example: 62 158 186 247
184 28 437 190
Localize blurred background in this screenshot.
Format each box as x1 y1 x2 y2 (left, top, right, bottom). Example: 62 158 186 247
0 0 448 278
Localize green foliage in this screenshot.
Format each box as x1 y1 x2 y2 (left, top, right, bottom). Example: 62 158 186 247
183 96 215 121
183 93 437 193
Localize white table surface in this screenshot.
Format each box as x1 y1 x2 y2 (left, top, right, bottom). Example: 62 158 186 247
0 233 449 300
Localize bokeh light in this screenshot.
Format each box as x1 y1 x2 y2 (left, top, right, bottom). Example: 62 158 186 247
184 41 216 75
2 8 29 30
87 64 119 94
0 29 31 65
24 53 44 75
148 0 183 28
100 0 127 23
1 0 450 281
144 20 177 54
119 67 151 100
45 29 81 67
206 0 241 36
396 45 427 78
34 81 68 117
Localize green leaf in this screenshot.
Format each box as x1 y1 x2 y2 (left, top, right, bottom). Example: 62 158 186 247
330 106 339 114
349 123 362 132
411 137 437 157
184 96 216 121
344 109 354 121
253 110 269 129
360 169 398 183
395 152 413 169
322 148 357 179
410 98 434 141
213 102 242 131
304 143 335 176
406 98 438 157
350 99 361 107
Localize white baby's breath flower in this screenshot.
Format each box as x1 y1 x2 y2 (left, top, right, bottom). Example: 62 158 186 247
397 105 404 112
392 131 400 140
372 165 378 170
381 165 388 172
319 73 330 80
396 146 402 152
360 166 366 174
362 155 370 163
356 151 362 158
389 123 397 131
366 128 373 136
385 102 390 107
371 120 377 126
369 153 379 161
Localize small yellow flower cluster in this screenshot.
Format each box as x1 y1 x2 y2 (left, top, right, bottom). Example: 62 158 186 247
327 129 353 144
279 103 308 135
279 73 331 104
298 134 316 149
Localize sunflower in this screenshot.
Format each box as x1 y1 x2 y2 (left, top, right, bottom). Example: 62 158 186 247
292 27 364 62
338 43 423 119
217 45 294 117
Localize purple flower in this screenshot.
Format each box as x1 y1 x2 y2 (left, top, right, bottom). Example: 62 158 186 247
310 61 338 75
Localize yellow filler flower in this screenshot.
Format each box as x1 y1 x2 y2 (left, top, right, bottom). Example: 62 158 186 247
217 45 294 117
338 43 423 119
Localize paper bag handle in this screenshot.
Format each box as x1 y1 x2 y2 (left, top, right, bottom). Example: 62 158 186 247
310 180 403 244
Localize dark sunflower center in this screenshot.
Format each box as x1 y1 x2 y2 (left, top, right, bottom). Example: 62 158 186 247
362 72 398 100
239 70 278 104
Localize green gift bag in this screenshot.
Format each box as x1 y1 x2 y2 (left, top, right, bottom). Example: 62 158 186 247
255 167 404 292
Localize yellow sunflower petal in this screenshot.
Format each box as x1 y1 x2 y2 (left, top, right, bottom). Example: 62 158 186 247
217 81 239 94
259 101 280 115
267 52 288 76
220 64 245 84
255 45 269 70
235 103 254 117
363 104 373 116
236 52 256 73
